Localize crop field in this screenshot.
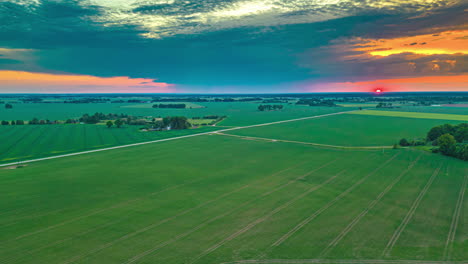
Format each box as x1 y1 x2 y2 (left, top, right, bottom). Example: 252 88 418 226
0 102 351 126
349 110 468 121
0 133 466 264
228 114 463 147
0 104 349 163
0 125 217 163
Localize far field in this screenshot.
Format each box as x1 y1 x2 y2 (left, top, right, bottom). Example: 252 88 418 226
350 110 468 121
229 114 463 147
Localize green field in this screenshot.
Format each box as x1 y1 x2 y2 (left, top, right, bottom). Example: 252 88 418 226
349 110 468 121
0 125 217 163
0 99 467 264
228 114 463 147
0 103 350 163
0 134 466 264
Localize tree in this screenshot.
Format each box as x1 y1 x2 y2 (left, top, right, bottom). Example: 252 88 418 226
29 117 39 125
438 133 456 156
455 144 468 161
5 103 12 109
1 120 9 125
454 126 468 143
16 120 24 125
11 120 15 125
106 120 113 128
427 125 444 141
399 138 410 146
114 119 124 128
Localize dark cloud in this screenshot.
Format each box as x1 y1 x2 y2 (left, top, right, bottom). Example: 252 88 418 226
0 0 466 91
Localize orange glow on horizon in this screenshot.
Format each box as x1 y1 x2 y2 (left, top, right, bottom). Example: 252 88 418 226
0 70 174 93
304 75 468 93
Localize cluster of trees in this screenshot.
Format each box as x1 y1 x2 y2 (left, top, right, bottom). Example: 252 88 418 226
258 105 284 111
152 103 186 109
78 113 129 124
376 102 398 108
5 103 13 109
1 120 25 125
400 123 467 161
64 98 110 104
296 99 336 107
427 123 467 160
145 116 191 130
29 118 58 125
105 119 124 128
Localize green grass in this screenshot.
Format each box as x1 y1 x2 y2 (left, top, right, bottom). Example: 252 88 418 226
349 110 468 121
0 135 466 264
228 114 463 146
0 125 218 163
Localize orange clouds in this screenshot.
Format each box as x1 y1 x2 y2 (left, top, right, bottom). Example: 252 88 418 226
304 75 468 92
354 30 468 57
0 71 174 93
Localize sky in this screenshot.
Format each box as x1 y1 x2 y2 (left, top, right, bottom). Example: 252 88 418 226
0 0 467 93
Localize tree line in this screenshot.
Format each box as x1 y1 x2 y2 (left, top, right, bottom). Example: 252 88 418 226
399 123 467 161
296 99 336 107
152 103 186 108
258 105 284 111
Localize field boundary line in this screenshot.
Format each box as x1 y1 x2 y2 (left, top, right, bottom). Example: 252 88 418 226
382 164 442 257
0 110 355 168
443 173 468 260
220 259 466 264
216 132 393 150
272 153 399 247
63 160 336 263
320 155 422 257
188 170 345 264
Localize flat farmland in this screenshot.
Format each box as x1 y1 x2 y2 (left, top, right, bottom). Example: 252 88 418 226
0 135 466 264
349 110 468 121
0 125 218 163
0 102 350 126
228 114 462 147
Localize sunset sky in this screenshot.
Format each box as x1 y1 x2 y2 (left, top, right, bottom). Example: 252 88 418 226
0 0 466 93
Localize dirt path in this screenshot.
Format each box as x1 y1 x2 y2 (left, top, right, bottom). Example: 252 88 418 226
215 133 393 150
220 259 466 264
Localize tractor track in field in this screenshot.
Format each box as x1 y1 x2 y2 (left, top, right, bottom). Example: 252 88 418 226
60 184 252 264
9 178 203 242
1 216 130 264
382 164 442 257
60 160 331 264
122 162 342 264
0 110 355 168
189 171 345 264
443 172 468 261
215 133 393 150
4 160 307 259
272 153 399 247
319 155 422 257
220 259 467 264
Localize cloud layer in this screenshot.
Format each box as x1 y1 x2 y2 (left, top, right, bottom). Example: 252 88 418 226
0 0 466 92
